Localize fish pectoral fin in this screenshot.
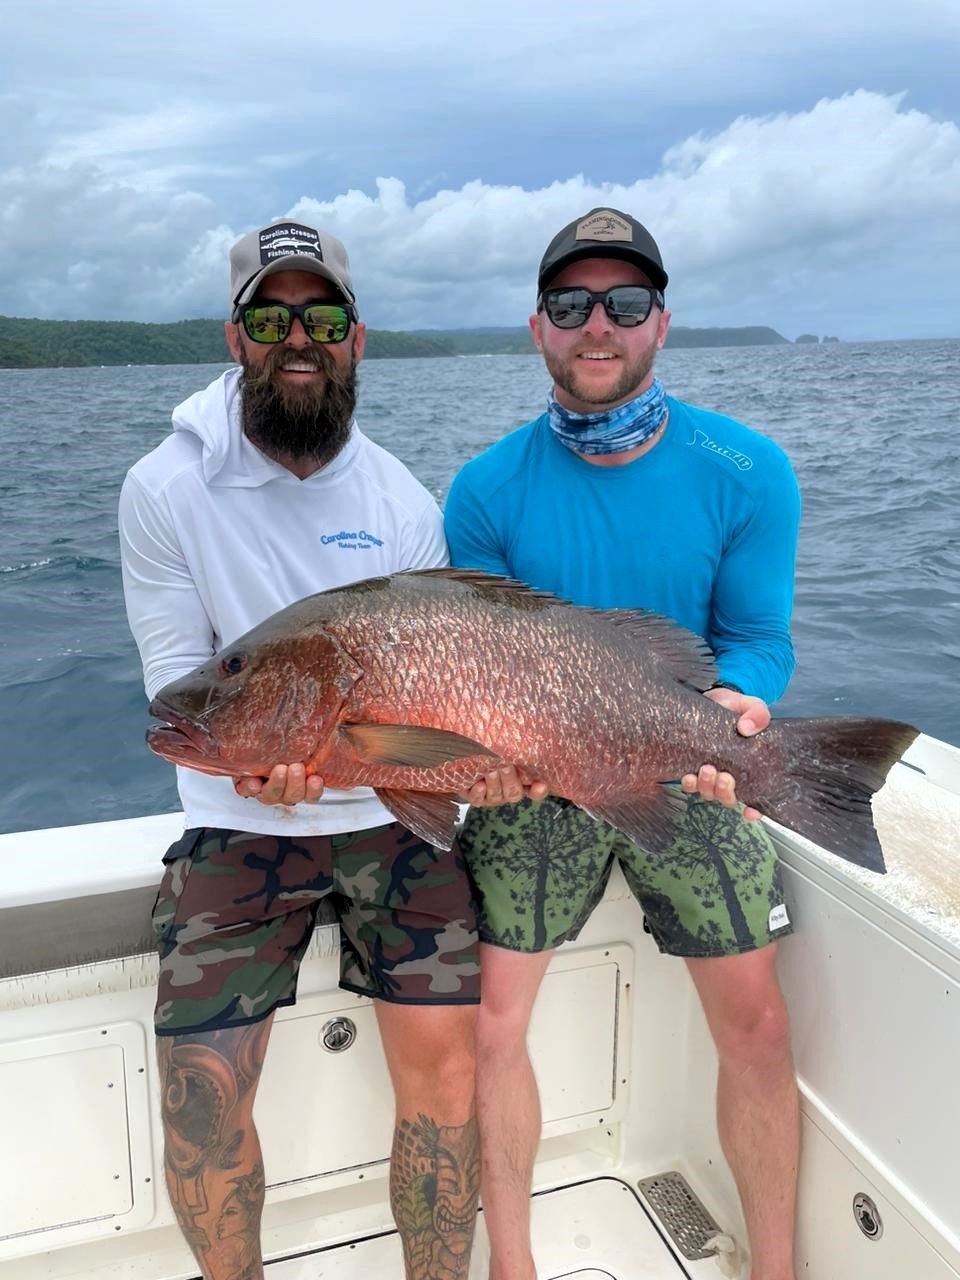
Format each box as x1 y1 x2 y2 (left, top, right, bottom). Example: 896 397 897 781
341 723 495 768
581 785 688 853
374 788 462 850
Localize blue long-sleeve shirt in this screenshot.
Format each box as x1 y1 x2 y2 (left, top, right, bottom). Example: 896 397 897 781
444 397 801 706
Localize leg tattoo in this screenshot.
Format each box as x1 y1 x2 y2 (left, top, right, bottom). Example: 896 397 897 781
391 1113 481 1280
158 1020 271 1280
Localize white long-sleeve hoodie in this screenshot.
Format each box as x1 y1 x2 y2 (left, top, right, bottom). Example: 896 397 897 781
119 367 449 836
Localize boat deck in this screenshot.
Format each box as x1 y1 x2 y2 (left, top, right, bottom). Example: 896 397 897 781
267 1178 693 1278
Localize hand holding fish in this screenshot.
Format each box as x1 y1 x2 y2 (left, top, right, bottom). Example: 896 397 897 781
234 762 327 806
462 765 550 808
679 689 772 821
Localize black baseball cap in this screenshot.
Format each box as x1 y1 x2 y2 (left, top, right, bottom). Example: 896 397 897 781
537 207 668 294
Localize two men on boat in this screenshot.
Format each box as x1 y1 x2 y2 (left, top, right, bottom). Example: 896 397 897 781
120 209 801 1280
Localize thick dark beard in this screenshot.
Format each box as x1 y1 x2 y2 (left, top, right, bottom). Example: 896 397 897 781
239 342 358 469
544 341 657 407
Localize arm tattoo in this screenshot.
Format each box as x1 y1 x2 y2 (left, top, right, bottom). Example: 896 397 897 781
391 1112 480 1280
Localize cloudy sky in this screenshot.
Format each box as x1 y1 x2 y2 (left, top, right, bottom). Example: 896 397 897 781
2 1 959 340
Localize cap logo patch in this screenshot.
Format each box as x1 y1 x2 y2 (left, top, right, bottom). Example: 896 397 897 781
575 210 633 242
258 221 323 266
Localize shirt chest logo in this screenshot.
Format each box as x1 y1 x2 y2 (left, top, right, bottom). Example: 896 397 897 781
319 529 385 550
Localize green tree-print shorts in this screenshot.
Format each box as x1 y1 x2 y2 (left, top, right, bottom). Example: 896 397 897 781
152 823 481 1036
459 795 792 956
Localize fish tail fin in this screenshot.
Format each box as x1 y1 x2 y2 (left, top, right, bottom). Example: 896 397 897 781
756 717 919 873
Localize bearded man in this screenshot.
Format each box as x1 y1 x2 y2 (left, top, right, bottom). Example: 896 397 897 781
119 221 481 1280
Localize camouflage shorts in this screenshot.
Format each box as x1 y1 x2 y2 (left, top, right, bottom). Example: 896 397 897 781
459 795 792 957
152 824 481 1036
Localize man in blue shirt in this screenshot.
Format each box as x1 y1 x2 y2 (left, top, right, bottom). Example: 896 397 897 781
445 208 801 1280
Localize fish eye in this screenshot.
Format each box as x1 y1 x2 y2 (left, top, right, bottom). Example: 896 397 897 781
221 653 247 676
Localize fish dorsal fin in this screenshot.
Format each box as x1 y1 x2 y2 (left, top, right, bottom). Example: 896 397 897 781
374 788 462 850
395 568 569 609
394 570 717 692
592 610 718 692
341 723 497 768
581 785 688 853
396 568 548 589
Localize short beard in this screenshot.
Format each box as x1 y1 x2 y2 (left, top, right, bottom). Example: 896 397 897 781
544 342 657 407
239 341 358 469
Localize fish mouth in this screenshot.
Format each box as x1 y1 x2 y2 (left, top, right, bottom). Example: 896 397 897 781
146 697 232 775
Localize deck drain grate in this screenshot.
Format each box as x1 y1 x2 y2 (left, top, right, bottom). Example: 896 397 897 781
637 1170 724 1260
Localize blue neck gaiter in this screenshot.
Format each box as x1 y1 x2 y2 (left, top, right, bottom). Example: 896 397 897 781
547 378 668 456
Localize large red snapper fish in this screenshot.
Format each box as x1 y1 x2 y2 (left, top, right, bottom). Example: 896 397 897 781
147 569 918 872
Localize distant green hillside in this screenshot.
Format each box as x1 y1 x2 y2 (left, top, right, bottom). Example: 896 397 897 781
0 315 788 369
668 325 788 348
414 325 789 354
0 316 454 368
413 327 537 355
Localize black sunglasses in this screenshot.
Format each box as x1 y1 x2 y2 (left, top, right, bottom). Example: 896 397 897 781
538 285 664 329
236 300 357 345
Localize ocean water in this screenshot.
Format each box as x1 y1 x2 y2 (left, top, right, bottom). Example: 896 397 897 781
1 340 958 835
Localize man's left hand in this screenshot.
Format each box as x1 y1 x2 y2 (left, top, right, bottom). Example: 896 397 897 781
462 765 550 808
680 688 771 820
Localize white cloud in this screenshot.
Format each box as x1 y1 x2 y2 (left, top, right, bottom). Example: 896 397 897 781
273 91 960 338
50 103 232 168
1 92 957 338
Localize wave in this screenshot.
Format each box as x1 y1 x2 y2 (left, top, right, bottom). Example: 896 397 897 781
0 554 114 578
0 557 52 575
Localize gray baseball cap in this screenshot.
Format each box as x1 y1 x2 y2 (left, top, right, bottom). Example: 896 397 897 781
229 220 356 314
538 207 668 293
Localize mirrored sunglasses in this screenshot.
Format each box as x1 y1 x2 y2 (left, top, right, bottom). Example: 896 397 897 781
538 285 664 329
239 300 357 344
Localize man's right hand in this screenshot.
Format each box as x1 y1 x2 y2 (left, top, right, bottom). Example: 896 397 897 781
234 763 325 806
677 688 771 819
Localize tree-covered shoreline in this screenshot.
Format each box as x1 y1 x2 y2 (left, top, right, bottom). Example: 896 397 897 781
412 325 790 354
0 315 791 369
0 316 456 368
